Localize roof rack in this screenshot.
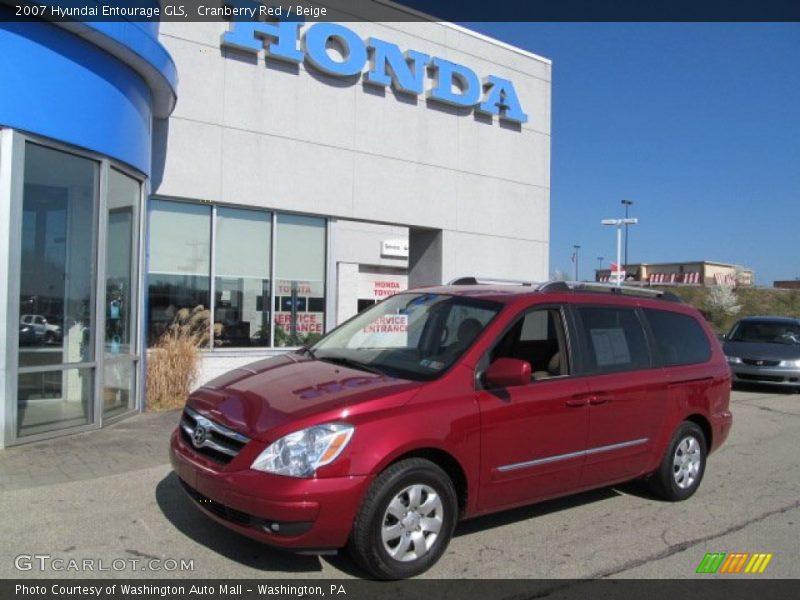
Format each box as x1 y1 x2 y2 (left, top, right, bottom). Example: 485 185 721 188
449 276 538 287
448 277 682 302
539 281 683 302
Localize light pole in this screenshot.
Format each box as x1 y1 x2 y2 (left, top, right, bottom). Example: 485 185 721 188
573 245 581 281
596 256 604 280
601 218 638 286
621 199 634 269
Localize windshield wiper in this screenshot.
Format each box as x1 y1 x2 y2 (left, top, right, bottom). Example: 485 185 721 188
297 346 317 359
319 356 385 375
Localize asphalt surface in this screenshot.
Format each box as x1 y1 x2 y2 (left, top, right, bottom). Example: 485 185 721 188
1 388 798 580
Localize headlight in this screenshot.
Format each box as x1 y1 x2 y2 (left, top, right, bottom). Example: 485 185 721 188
780 359 800 368
251 423 354 477
725 356 742 364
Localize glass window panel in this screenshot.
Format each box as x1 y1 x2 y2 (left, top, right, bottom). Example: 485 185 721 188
17 368 94 437
105 169 139 357
103 359 136 418
214 207 272 347
275 214 326 347
147 200 210 345
644 309 711 366
577 307 651 373
18 143 97 368
148 199 210 275
491 309 569 377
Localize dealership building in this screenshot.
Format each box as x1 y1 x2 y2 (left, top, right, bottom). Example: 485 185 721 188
595 261 754 287
0 8 552 446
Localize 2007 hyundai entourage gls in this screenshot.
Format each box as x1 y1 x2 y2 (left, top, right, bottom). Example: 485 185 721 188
170 280 732 579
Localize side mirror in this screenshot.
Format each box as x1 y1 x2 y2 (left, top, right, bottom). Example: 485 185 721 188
718 333 727 342
485 358 531 388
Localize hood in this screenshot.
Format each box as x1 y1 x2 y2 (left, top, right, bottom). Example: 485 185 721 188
187 354 422 440
723 340 800 361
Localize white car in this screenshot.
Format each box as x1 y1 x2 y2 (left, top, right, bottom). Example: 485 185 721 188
20 314 62 343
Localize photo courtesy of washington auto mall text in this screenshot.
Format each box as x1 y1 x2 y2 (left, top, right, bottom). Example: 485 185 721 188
13 583 348 599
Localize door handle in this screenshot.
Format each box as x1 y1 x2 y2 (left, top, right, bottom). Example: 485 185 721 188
566 397 589 408
588 396 609 405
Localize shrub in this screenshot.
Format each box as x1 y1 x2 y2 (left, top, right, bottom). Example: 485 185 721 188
146 306 221 411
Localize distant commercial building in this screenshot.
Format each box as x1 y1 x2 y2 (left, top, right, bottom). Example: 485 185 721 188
774 281 800 290
596 261 754 287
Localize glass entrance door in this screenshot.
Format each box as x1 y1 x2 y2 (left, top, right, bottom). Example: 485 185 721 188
17 143 98 437
15 140 142 441
103 169 140 418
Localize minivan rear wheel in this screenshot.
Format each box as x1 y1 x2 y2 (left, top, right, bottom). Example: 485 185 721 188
348 458 457 579
649 421 707 501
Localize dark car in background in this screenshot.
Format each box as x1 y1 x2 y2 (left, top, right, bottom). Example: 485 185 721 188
723 316 800 391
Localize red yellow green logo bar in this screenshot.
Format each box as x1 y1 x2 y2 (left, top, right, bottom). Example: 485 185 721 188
696 552 773 574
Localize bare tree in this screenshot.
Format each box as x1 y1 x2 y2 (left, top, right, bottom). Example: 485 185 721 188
553 269 569 281
708 285 742 316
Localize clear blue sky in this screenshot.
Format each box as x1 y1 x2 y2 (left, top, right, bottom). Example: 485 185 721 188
465 23 800 285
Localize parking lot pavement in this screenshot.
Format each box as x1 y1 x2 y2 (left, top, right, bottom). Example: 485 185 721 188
0 410 179 491
0 389 798 579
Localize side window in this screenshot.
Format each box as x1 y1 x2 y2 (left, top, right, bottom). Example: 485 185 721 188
576 306 650 373
644 309 711 366
491 308 569 380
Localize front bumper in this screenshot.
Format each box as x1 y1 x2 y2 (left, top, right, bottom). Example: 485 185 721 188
730 363 800 388
169 429 369 550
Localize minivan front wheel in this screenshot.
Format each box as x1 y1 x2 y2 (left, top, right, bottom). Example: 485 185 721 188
650 421 707 501
348 458 457 579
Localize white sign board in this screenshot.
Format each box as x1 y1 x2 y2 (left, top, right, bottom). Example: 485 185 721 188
381 239 409 259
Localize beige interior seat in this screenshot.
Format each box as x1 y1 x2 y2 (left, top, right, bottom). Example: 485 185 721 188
532 351 561 381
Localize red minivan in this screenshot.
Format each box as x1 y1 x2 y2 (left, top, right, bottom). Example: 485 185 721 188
170 281 732 579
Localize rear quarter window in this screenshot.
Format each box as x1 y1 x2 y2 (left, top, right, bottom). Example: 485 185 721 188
643 308 711 366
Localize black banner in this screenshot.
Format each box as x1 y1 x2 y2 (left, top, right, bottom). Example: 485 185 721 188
2 0 800 23
3 580 799 600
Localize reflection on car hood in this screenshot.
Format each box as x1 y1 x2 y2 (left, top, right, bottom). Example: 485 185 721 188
723 340 800 360
186 354 422 440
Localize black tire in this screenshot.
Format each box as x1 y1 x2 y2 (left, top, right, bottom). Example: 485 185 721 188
348 458 457 579
649 421 707 501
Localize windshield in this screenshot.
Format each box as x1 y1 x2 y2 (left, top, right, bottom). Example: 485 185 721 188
311 293 502 381
729 321 800 345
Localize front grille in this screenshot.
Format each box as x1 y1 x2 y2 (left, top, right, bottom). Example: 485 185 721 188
742 358 780 367
737 373 784 383
180 407 249 464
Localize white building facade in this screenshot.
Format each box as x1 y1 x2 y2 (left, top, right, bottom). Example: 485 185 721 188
0 10 551 446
